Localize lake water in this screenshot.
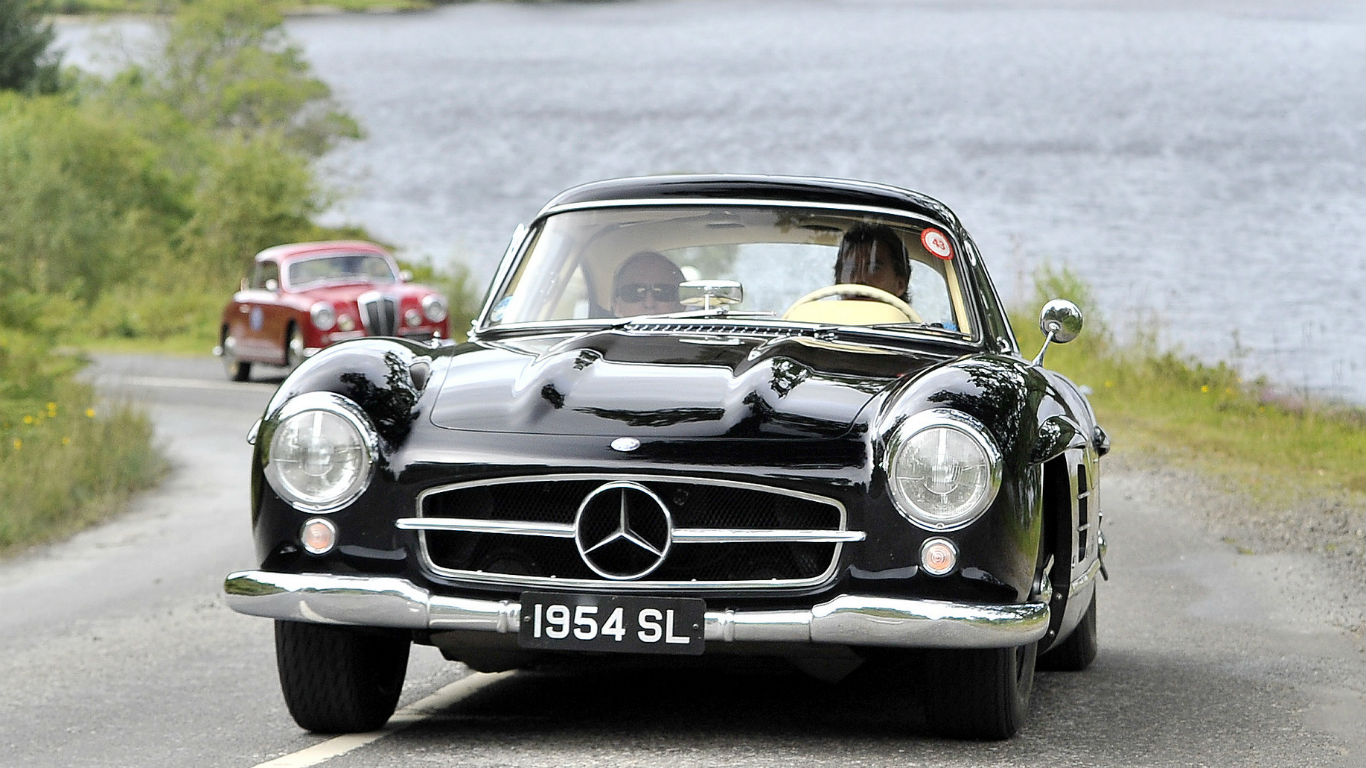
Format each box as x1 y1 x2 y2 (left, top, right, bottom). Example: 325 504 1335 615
55 0 1366 404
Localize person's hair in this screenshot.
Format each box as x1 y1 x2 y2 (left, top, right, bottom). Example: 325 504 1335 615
834 223 910 285
614 250 684 291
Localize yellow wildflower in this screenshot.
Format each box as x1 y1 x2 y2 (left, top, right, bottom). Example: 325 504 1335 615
23 415 34 425
47 402 58 417
1200 385 1210 393
86 407 96 419
61 436 72 446
11 438 20 451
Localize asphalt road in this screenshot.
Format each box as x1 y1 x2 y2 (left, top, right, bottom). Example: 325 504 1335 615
0 354 1362 767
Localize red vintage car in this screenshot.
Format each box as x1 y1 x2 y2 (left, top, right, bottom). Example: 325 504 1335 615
215 241 450 381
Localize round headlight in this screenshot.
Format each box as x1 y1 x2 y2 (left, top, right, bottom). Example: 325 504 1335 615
885 409 1003 531
310 302 336 332
422 294 448 323
264 393 377 513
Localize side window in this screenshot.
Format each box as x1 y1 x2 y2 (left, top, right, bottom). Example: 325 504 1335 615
907 261 956 330
963 239 1016 354
252 261 279 290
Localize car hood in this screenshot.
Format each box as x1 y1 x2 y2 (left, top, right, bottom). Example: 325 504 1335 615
429 330 953 439
293 283 427 303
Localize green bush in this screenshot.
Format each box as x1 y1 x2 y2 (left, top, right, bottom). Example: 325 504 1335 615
0 92 183 303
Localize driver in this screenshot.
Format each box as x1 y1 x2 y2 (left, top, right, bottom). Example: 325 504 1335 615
834 223 910 303
611 251 685 316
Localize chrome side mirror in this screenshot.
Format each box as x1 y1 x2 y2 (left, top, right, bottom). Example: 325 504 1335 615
1032 299 1083 366
680 280 743 311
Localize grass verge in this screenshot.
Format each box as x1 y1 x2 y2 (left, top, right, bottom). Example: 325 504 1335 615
0 334 166 556
1015 268 1365 509
1015 267 1364 569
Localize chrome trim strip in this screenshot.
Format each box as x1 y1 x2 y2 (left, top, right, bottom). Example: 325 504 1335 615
1069 554 1104 596
224 570 1048 650
396 518 576 538
395 519 865 545
537 197 945 225
477 318 978 351
671 528 865 543
410 473 854 592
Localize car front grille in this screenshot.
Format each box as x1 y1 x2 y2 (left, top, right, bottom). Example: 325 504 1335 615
357 291 399 337
399 474 860 591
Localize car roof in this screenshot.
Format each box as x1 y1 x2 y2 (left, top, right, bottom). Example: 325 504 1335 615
537 174 965 232
254 241 391 263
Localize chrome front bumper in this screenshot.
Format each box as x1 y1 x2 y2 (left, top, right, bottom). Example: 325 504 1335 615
223 570 1048 650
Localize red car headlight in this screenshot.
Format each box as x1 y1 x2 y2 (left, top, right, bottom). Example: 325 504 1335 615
310 302 336 332
422 294 448 323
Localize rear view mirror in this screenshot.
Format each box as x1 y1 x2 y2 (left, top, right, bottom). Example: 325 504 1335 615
680 280 743 311
1032 299 1083 366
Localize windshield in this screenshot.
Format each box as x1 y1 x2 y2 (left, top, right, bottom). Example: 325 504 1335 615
485 205 973 335
286 253 398 288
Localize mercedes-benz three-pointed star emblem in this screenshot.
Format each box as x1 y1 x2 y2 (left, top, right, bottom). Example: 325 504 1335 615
573 481 673 580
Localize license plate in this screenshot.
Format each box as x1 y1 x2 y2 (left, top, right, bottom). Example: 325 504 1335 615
518 592 705 656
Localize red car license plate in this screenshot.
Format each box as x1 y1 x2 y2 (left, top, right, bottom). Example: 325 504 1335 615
518 592 706 656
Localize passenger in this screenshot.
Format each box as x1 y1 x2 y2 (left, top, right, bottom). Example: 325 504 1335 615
834 223 910 302
611 251 685 316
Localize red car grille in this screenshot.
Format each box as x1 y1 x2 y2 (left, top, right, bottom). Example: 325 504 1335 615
357 292 399 336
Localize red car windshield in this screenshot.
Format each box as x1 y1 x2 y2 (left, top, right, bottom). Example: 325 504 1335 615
286 253 398 289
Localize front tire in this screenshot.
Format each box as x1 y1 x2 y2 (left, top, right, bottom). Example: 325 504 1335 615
284 323 305 372
221 330 251 382
274 620 410 733
923 641 1037 740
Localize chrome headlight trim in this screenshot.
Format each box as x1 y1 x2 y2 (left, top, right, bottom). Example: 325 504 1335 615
309 302 337 332
263 392 378 513
422 294 448 323
884 409 1003 531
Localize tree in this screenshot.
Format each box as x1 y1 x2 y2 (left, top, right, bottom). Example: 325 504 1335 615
76 0 364 283
0 0 62 94
151 0 359 157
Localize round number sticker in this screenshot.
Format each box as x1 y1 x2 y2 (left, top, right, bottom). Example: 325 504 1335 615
921 228 954 260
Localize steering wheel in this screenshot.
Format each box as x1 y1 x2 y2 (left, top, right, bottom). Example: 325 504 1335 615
782 283 922 323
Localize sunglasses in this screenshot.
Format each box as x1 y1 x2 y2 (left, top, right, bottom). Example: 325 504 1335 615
617 282 679 302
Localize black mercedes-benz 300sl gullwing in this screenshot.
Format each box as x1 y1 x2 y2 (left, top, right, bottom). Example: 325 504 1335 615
224 175 1109 740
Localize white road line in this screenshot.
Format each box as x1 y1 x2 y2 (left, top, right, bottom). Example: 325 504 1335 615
102 375 275 392
252 671 513 768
